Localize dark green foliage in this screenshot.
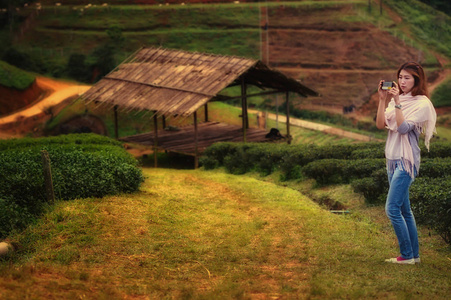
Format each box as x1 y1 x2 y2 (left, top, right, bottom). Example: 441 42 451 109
0 134 144 239
247 144 287 176
419 157 451 178
418 0 451 15
302 159 346 185
2 47 42 73
0 198 37 240
0 133 123 151
350 146 385 159
421 142 451 158
430 77 451 107
201 142 387 180
0 60 35 90
302 158 385 185
411 176 451 243
201 142 240 166
199 156 219 170
67 53 89 82
351 168 388 205
223 144 255 175
278 144 318 180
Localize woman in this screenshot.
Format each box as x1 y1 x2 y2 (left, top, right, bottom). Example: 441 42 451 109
376 61 436 265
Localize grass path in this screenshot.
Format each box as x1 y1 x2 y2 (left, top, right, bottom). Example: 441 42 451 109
1 168 450 299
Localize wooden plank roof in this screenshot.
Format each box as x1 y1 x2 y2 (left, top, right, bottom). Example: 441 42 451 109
82 47 318 118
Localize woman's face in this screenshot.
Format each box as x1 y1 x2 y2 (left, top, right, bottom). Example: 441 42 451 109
398 69 415 94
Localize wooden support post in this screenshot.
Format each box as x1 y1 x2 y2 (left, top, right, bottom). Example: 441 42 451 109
241 78 247 142
285 91 291 144
41 150 55 203
114 105 119 139
153 113 158 168
194 111 199 169
244 93 249 129
204 103 209 122
162 115 166 130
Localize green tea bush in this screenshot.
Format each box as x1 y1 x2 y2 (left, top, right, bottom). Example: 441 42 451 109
0 133 123 151
419 157 451 178
224 144 254 175
0 134 144 239
302 158 385 185
278 145 318 180
201 142 240 166
201 142 387 180
411 176 451 244
247 144 287 176
350 146 385 159
301 159 346 185
351 168 388 205
0 198 37 239
421 142 451 159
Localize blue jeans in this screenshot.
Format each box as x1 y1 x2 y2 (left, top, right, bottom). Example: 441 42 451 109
386 163 419 259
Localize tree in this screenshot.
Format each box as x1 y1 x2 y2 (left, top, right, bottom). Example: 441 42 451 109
88 26 125 83
67 53 89 82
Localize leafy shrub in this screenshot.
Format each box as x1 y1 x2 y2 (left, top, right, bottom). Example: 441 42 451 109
351 168 388 205
0 134 144 239
350 146 385 159
0 133 123 151
0 198 37 239
199 156 218 170
411 176 451 244
302 158 385 185
302 159 347 185
2 47 40 73
248 144 286 176
278 145 319 180
431 77 451 107
0 60 35 90
201 142 240 166
421 142 451 159
224 145 253 175
202 142 388 180
419 157 451 178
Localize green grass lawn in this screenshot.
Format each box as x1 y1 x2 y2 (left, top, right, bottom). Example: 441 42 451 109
1 168 449 298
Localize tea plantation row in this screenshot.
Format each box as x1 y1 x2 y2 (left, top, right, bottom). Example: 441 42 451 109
0 134 144 239
200 142 451 244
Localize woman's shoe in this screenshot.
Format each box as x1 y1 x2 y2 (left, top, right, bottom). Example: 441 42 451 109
385 256 415 265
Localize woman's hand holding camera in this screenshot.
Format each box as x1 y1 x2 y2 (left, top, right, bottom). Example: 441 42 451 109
378 80 400 105
378 80 389 101
388 81 400 104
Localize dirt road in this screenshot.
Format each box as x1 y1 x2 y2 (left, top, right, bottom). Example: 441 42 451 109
0 77 90 138
0 77 90 125
249 109 383 142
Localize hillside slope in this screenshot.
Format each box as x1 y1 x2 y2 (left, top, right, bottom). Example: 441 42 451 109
1 1 449 124
263 3 447 115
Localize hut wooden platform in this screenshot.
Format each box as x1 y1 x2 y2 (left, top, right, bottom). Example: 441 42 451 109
81 47 318 168
119 121 282 156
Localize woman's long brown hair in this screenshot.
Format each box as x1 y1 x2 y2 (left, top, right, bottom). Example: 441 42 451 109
397 61 429 97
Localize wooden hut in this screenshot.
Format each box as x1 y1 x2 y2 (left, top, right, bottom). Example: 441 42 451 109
81 47 318 168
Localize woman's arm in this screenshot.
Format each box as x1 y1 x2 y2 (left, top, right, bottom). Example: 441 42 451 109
376 80 388 129
389 82 405 127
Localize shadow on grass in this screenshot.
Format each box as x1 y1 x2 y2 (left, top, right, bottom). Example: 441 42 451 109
139 152 196 170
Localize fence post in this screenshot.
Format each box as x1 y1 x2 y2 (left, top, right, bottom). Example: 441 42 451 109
41 150 55 203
